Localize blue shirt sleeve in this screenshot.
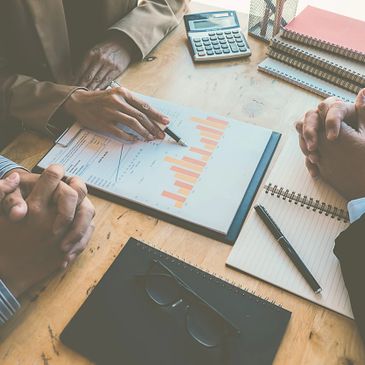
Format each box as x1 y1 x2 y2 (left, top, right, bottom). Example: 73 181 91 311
0 156 25 178
347 197 365 223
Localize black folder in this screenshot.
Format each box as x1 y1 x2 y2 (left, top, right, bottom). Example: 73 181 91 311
61 238 291 365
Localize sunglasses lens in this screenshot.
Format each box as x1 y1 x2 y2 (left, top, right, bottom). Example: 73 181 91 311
145 273 180 306
186 302 225 348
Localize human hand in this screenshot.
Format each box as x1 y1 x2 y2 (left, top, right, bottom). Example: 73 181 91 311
0 172 25 221
0 165 94 297
2 167 95 268
75 33 138 90
296 89 365 177
314 121 365 201
64 87 169 141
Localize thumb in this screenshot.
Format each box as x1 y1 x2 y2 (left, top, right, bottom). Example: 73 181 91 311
356 88 365 131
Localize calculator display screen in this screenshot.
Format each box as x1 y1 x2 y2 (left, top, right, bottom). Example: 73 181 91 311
189 14 237 31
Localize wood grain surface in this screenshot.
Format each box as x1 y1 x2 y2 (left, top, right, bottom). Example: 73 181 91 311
0 3 364 364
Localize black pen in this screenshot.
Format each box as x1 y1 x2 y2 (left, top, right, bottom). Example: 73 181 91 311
164 127 187 147
254 204 322 294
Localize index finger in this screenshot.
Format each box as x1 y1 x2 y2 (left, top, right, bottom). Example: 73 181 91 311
27 165 65 204
118 89 170 125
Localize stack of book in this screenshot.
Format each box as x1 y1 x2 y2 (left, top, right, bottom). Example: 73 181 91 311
258 6 365 102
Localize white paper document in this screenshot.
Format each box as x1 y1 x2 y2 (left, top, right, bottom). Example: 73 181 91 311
38 94 273 235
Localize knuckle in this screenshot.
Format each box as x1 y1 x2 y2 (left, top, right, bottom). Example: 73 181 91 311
304 110 316 120
44 165 64 181
28 201 42 216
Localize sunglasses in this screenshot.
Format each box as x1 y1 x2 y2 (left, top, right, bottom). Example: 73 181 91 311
136 260 240 348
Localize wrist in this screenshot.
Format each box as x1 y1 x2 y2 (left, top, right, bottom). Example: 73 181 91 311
63 89 89 118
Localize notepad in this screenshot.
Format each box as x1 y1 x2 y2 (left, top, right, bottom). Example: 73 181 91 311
35 93 280 244
226 133 353 318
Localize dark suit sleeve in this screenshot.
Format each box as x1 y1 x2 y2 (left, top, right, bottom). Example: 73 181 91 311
334 214 365 342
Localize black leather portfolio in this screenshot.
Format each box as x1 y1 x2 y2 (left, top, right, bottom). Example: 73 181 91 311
61 238 291 364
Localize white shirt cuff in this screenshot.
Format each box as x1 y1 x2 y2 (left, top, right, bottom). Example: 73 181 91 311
347 197 365 223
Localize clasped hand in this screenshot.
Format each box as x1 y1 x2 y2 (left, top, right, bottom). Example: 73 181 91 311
296 89 365 200
0 165 95 296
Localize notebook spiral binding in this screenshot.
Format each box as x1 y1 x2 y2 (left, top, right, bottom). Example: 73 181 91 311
271 38 365 85
267 48 361 94
282 29 365 63
134 239 283 310
259 62 354 103
264 183 349 222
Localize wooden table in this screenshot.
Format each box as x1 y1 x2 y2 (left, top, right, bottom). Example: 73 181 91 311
1 3 364 364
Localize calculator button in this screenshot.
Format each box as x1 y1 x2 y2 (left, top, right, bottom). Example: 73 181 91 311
196 46 204 51
202 37 209 41
232 30 239 34
239 47 247 52
208 32 215 36
210 36 217 41
205 45 212 50
213 44 220 49
218 35 225 40
198 52 206 57
216 32 223 35
228 39 235 43
234 34 242 39
207 50 214 56
223 49 230 54
212 40 219 45
193 38 201 43
219 40 227 45
214 50 222 54
230 44 239 53
221 44 229 49
224 31 232 35
226 35 233 39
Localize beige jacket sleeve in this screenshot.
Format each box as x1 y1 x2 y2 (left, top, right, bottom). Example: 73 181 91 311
109 0 190 59
0 48 81 138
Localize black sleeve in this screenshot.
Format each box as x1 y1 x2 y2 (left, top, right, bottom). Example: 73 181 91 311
334 213 365 343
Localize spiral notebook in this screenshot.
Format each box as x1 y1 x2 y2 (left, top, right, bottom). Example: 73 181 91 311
282 6 365 63
267 48 362 94
258 58 356 103
60 238 291 365
270 33 365 86
227 134 354 318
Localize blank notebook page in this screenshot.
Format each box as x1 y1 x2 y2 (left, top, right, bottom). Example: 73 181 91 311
227 134 353 318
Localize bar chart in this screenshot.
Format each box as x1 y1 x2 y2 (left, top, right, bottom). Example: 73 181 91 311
162 116 229 208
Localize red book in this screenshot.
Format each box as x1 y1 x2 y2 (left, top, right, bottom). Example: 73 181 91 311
282 6 365 62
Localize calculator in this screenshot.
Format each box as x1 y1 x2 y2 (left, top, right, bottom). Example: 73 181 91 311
184 11 251 62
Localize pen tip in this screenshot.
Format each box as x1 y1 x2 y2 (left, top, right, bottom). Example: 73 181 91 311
178 140 188 147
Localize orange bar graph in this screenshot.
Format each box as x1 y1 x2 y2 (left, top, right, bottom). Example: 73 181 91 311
204 144 215 151
199 130 221 140
164 156 203 172
175 173 197 183
171 166 199 178
175 201 184 208
190 147 211 157
162 191 186 203
197 125 224 136
178 188 190 196
201 138 218 146
182 157 206 167
207 116 229 127
175 180 193 190
191 116 228 130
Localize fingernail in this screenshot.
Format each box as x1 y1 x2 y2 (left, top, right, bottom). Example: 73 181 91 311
307 142 314 151
162 117 170 124
146 134 154 141
327 130 336 140
61 261 68 269
158 131 165 139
